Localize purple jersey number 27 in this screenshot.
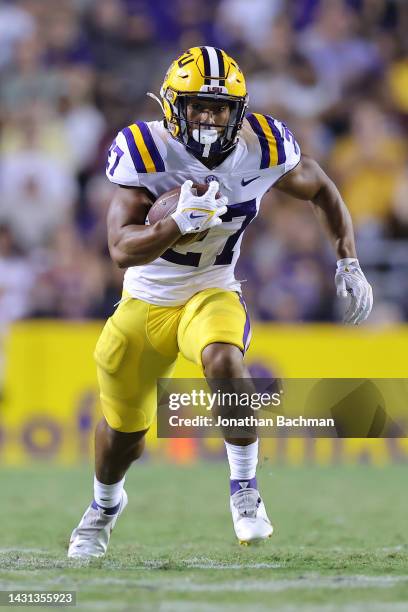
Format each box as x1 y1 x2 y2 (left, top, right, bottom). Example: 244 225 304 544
161 199 257 267
107 142 124 176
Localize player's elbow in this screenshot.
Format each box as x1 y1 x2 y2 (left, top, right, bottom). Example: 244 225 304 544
109 245 129 268
109 243 156 268
108 243 135 268
116 257 131 269
309 165 339 209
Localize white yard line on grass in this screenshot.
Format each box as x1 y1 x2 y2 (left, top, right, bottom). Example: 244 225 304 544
64 602 134 612
0 553 281 571
22 600 406 612
0 548 49 554
4 574 403 593
172 558 282 570
159 604 275 612
280 605 408 612
82 575 407 592
86 558 283 570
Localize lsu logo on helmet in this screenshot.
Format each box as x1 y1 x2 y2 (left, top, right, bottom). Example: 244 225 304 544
157 47 248 155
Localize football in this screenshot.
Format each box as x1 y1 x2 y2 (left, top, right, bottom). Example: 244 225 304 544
147 183 221 246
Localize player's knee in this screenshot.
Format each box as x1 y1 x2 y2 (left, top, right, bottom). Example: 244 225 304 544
202 344 245 379
123 431 146 461
102 420 148 460
128 438 145 461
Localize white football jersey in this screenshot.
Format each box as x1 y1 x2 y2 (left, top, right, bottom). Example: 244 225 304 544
106 114 301 306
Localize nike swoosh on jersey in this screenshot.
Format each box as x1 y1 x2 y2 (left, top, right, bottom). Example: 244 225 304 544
241 176 260 186
189 212 207 219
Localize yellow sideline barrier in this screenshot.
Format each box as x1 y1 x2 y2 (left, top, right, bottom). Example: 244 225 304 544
0 321 407 465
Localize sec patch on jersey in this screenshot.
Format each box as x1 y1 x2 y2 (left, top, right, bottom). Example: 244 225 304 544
147 183 221 245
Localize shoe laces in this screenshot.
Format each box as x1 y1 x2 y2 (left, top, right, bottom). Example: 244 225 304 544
232 488 261 519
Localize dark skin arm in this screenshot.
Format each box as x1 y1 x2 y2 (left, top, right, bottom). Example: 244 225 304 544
274 155 357 259
107 186 182 268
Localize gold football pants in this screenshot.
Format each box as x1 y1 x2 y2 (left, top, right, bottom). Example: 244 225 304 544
94 288 250 432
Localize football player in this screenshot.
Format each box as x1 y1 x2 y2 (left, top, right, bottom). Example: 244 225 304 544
68 47 373 556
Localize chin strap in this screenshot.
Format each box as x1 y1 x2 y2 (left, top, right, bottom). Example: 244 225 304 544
192 127 220 158
202 143 211 157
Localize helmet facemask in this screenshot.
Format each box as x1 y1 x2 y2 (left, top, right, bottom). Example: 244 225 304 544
156 47 249 159
164 91 248 158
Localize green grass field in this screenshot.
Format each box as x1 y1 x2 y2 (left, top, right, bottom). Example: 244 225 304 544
1 463 407 611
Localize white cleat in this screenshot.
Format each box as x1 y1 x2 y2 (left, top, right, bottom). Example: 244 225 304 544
68 490 128 558
230 488 273 545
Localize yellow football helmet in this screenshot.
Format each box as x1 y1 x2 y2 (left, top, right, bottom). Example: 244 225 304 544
157 47 248 156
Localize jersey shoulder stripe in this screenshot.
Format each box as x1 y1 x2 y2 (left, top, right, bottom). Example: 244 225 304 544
246 113 286 168
121 122 165 173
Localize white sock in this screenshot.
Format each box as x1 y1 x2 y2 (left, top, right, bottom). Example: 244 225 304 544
224 439 258 480
94 475 125 508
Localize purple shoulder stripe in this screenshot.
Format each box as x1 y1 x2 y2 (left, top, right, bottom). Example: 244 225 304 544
136 122 166 172
122 126 146 173
265 115 286 165
246 113 270 169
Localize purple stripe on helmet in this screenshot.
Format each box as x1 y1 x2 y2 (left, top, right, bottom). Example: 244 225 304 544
136 121 165 172
265 115 286 165
246 113 270 169
214 47 225 86
122 126 146 173
200 46 211 84
238 293 251 352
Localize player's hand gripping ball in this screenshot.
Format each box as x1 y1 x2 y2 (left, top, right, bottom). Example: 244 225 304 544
147 180 227 245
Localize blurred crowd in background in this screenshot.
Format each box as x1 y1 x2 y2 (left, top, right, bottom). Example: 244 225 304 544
0 0 408 329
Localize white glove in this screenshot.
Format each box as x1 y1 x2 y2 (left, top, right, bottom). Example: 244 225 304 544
171 180 228 235
335 258 373 325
